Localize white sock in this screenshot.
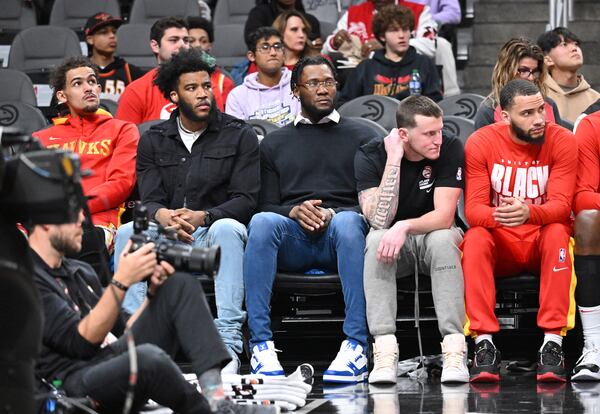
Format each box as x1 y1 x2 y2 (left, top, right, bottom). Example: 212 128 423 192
541 333 563 349
474 334 493 345
579 304 600 348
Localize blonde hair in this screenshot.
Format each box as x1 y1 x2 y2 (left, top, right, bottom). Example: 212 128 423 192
490 38 547 106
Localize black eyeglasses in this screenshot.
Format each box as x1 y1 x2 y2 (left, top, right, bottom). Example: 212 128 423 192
298 79 338 90
256 42 284 53
516 67 541 79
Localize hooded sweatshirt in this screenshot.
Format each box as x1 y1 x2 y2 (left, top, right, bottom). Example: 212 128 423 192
544 74 600 124
337 47 442 106
33 109 139 229
225 68 300 127
96 56 145 102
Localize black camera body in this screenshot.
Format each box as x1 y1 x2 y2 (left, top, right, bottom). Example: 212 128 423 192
129 204 221 277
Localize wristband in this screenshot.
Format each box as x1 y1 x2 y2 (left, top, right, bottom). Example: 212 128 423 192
110 279 129 291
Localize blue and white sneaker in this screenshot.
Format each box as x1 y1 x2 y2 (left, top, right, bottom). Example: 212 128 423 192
323 339 368 383
250 341 285 377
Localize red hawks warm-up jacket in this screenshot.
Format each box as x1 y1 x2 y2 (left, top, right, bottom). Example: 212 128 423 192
574 111 600 213
33 109 139 229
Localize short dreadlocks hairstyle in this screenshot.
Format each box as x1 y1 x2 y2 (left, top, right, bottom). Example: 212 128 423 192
290 56 337 92
154 48 214 102
49 56 99 92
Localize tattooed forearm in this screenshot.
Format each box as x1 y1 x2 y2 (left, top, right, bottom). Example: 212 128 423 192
359 164 401 229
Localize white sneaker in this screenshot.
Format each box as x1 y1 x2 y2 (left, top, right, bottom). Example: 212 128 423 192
323 339 369 383
222 350 241 375
368 335 398 384
250 341 285 377
441 333 469 383
572 344 600 381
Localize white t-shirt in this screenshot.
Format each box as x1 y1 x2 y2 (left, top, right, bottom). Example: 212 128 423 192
177 117 205 153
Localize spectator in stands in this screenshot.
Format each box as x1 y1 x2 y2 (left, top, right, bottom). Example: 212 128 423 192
29 210 275 414
187 16 236 112
356 95 467 384
413 0 461 52
323 0 460 97
273 10 322 70
475 37 564 130
572 110 600 382
244 0 322 50
113 48 260 376
537 27 600 124
116 17 190 124
337 4 442 106
226 27 300 126
33 56 138 283
84 12 145 103
244 56 374 382
462 79 577 383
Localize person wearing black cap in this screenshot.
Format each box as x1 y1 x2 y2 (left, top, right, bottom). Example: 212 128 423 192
85 12 145 102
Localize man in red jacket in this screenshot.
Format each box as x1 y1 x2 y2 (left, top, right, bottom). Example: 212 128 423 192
462 79 578 383
33 56 138 274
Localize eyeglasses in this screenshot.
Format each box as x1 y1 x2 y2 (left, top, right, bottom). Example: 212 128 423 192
298 79 338 90
256 42 284 53
516 67 541 79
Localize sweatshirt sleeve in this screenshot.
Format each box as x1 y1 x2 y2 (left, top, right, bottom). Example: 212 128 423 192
464 130 499 228
527 129 578 225
86 122 139 214
432 0 462 25
225 87 247 120
115 83 143 124
574 116 600 213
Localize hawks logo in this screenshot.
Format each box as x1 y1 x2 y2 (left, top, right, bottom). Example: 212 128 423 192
422 166 432 179
373 74 411 97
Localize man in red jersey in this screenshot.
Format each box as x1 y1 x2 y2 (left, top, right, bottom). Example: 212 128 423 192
462 79 578 383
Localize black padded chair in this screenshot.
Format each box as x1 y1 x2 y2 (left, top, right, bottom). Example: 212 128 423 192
338 95 400 132
246 118 280 142
99 99 118 116
348 116 388 136
443 115 475 145
0 100 48 136
438 93 485 120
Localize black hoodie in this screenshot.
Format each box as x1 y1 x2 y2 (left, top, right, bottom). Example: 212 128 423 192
96 56 146 101
337 47 442 106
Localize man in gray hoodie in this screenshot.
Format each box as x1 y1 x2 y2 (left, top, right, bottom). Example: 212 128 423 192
226 27 300 126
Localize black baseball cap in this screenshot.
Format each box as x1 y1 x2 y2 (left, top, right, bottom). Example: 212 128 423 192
84 12 123 36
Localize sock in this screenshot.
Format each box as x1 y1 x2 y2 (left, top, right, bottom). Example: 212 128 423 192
198 367 225 411
474 334 493 345
579 304 600 348
541 333 563 349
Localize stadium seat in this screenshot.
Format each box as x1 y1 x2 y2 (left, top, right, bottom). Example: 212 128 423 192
442 115 475 145
438 93 485 120
348 116 388 136
115 23 155 71
49 0 121 35
338 95 400 132
213 0 253 25
137 118 163 135
0 0 36 34
99 99 118 116
0 68 37 106
8 26 81 77
211 24 247 72
302 0 340 25
128 0 200 24
0 100 48 136
319 21 337 39
246 118 280 141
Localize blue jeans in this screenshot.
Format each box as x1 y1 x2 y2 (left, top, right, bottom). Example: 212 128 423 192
244 211 369 348
113 218 248 355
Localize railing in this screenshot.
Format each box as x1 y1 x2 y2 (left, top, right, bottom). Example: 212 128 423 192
548 0 574 29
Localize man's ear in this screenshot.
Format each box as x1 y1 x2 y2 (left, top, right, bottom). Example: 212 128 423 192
544 54 555 70
247 50 256 63
170 90 179 104
55 89 67 104
150 39 160 55
85 35 94 48
500 109 511 125
292 86 300 100
398 127 410 142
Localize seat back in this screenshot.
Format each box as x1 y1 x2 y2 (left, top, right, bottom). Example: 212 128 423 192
0 101 48 135
0 68 37 106
129 0 200 23
99 99 118 116
338 95 400 132
0 0 36 32
438 93 485 120
211 24 247 71
49 0 121 34
246 118 280 142
302 0 340 25
442 115 475 146
137 118 163 136
115 24 156 71
213 0 253 25
347 116 387 136
8 26 81 73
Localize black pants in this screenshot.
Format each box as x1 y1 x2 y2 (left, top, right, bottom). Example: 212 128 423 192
69 226 111 286
63 273 230 414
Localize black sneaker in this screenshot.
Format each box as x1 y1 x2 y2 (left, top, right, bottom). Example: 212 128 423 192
537 341 566 382
214 399 280 414
470 339 501 383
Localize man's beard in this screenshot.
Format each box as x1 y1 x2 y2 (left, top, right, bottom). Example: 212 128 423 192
50 232 81 256
511 121 545 145
300 96 334 122
178 97 215 123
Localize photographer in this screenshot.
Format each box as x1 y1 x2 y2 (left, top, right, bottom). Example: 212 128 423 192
113 48 260 375
29 210 276 414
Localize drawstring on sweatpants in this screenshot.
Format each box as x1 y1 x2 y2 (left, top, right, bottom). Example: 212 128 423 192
413 251 426 380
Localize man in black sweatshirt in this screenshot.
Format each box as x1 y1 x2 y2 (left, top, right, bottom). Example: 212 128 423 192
244 56 377 383
337 4 442 106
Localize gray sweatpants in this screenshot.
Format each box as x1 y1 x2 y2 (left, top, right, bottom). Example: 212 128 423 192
364 227 466 337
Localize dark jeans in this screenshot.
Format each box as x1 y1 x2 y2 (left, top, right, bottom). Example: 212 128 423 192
63 273 230 414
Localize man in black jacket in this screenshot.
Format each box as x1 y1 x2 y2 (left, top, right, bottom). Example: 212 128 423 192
113 48 260 375
30 211 275 414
